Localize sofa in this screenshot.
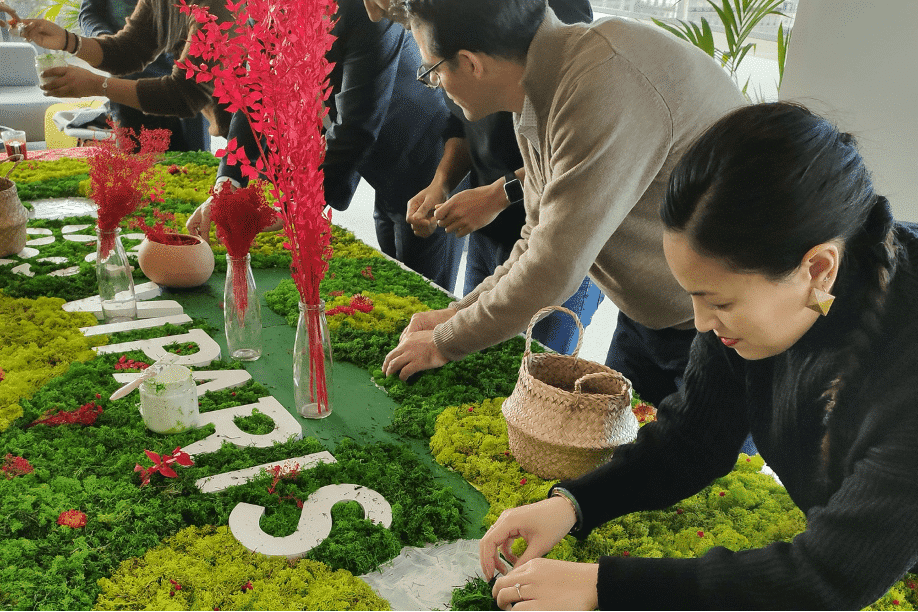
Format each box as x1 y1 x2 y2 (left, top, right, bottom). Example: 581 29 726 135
0 40 63 143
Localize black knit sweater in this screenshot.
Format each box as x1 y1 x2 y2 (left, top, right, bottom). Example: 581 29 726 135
560 221 918 609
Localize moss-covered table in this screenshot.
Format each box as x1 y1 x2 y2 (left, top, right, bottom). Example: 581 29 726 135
1 151 914 611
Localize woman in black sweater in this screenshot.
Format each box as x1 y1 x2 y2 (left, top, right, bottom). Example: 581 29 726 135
480 102 918 609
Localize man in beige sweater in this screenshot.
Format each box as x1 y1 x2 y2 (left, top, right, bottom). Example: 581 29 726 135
381 0 747 405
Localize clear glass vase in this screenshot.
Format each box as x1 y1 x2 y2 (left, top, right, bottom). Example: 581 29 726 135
95 227 137 323
224 254 262 361
293 300 334 419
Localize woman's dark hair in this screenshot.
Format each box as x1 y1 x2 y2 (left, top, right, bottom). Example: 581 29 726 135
403 0 546 63
662 102 899 484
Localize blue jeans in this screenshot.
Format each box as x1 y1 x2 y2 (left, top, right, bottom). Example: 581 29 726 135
464 230 604 355
604 311 696 407
373 200 464 294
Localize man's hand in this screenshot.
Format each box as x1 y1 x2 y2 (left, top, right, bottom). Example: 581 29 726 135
398 308 456 342
434 179 509 237
381 330 448 381
406 182 448 238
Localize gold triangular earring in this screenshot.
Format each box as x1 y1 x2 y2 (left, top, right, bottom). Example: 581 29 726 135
807 287 835 316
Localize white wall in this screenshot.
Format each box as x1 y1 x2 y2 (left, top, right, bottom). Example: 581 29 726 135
779 0 918 222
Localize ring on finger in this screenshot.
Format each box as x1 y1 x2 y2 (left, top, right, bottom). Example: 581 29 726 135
514 583 522 600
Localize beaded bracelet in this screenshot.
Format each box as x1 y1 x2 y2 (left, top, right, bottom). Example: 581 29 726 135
63 30 71 53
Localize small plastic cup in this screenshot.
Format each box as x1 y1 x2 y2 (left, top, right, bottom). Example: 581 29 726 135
35 52 68 87
1 130 27 160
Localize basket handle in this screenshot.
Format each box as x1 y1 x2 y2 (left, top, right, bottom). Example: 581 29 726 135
3 154 24 180
524 305 584 357
573 371 628 395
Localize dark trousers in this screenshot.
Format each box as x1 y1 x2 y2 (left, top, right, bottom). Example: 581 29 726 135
604 310 696 407
372 199 464 294
465 230 604 355
110 102 210 152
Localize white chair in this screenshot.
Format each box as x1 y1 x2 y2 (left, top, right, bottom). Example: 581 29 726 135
0 41 63 142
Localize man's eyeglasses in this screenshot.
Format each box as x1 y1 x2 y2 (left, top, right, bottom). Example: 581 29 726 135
417 58 447 88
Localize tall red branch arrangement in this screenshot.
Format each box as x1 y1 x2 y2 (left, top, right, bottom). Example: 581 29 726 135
178 0 337 412
87 124 170 259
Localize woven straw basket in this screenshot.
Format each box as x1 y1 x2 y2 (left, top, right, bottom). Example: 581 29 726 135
0 161 29 258
502 305 639 480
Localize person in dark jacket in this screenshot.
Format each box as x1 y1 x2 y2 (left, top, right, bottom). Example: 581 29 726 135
78 0 209 151
187 0 464 292
480 102 918 610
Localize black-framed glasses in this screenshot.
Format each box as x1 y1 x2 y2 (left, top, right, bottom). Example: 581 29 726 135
416 58 447 88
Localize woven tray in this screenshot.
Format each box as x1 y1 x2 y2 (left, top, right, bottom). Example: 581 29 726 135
503 305 638 480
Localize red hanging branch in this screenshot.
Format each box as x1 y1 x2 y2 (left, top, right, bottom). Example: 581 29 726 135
87 123 170 258
178 0 337 412
210 183 278 321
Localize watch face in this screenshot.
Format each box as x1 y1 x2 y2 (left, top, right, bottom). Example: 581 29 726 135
504 177 524 205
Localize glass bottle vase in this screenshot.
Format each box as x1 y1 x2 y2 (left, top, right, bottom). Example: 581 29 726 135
224 254 262 361
293 300 334 419
95 227 137 323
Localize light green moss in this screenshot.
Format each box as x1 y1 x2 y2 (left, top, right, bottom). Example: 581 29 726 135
94 524 391 611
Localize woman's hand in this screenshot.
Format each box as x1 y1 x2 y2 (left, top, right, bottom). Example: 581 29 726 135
1 2 21 29
40 65 105 98
16 18 67 51
186 199 214 243
492 558 599 611
480 496 577 579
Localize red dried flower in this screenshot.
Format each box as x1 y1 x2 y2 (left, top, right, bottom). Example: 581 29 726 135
697 531 704 538
719 491 726 497
134 447 194 487
676 508 684 514
57 509 87 528
241 581 253 593
2 453 34 479
632 402 656 423
0 366 5 382
622 551 630 557
29 401 103 427
87 123 170 258
520 478 527 486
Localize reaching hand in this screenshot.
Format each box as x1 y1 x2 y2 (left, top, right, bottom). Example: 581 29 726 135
381 330 449 381
406 182 448 238
434 180 509 237
186 198 214 243
398 308 456 342
479 496 578 579
491 558 599 611
15 19 67 51
186 179 237 243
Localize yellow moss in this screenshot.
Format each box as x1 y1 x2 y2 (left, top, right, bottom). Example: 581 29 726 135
94 524 391 611
0 294 102 431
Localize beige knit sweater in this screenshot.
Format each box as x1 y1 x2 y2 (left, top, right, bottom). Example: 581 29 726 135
433 9 746 362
